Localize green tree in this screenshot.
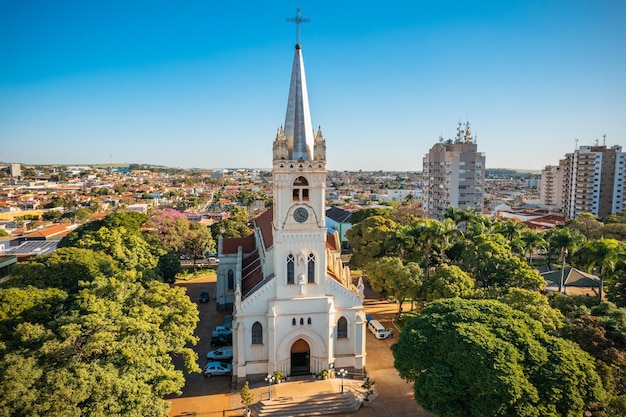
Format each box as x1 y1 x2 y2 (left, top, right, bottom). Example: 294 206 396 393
346 215 398 268
156 252 181 283
349 207 392 224
558 302 626 415
567 212 604 240
183 223 216 263
498 288 565 333
421 263 473 302
575 239 624 301
42 210 63 222
210 217 253 239
444 206 478 227
240 381 255 415
546 227 585 293
74 207 93 221
68 226 158 271
517 229 546 266
364 257 422 313
461 235 544 290
392 298 606 417
0 274 200 417
607 270 626 307
9 248 118 294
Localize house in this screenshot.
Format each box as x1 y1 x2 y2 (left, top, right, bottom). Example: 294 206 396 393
325 206 353 252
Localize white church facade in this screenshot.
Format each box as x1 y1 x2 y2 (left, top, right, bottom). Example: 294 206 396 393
215 28 366 382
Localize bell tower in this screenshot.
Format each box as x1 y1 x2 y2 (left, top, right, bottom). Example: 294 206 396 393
272 10 327 299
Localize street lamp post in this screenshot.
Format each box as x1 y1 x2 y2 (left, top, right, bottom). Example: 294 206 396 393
338 368 348 394
265 374 275 400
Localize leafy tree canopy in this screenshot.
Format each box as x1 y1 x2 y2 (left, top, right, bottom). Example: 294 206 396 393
350 207 393 224
0 273 199 417
346 215 398 268
421 263 473 302
8 248 118 294
66 226 158 272
364 257 422 313
392 298 606 417
498 288 565 333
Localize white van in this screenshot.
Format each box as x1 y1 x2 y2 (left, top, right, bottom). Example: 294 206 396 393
368 319 392 339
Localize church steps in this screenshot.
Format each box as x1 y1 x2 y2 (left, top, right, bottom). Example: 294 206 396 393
249 392 361 417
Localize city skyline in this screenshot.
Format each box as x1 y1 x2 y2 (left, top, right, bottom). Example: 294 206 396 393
1 1 625 171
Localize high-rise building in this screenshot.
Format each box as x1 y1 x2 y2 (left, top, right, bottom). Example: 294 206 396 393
540 164 564 210
422 122 485 220
215 13 365 384
561 144 625 218
9 163 21 178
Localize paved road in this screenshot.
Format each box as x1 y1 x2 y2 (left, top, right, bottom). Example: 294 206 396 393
167 276 434 417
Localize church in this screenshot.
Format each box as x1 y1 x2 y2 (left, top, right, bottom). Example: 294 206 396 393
214 19 366 383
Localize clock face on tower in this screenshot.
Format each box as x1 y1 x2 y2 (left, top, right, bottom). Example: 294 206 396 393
293 207 309 223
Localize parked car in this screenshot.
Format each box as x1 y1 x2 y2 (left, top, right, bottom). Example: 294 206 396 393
203 361 232 377
207 346 233 361
208 257 219 264
200 290 209 303
223 314 233 328
212 325 232 338
210 334 232 347
367 319 393 339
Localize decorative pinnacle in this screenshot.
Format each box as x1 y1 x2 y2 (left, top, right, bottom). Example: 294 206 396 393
286 7 310 46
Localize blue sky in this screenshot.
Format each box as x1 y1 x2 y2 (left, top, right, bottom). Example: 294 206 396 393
1 1 625 171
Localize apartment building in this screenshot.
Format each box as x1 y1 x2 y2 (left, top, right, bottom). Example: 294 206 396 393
422 122 486 220
561 144 625 218
540 164 564 210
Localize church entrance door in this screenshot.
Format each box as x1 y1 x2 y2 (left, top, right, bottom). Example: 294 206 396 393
290 339 310 376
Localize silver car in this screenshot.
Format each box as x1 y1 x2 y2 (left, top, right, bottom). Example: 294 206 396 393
207 346 233 361
203 361 232 377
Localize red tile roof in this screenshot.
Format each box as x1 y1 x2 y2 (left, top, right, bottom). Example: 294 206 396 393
326 232 338 251
254 208 274 250
242 251 263 296
21 224 73 239
221 235 256 255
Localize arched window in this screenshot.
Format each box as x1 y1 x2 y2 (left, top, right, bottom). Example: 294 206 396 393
337 317 348 339
300 318 304 325
307 253 315 283
227 269 234 291
292 176 309 201
287 254 295 284
292 318 296 326
307 317 312 325
252 322 263 345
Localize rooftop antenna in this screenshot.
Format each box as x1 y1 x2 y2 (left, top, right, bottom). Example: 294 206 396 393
286 7 310 47
603 134 606 146
575 138 579 150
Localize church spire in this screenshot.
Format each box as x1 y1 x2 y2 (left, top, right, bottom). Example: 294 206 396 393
284 8 314 161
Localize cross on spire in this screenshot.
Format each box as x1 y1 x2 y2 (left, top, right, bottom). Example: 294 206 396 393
286 7 310 47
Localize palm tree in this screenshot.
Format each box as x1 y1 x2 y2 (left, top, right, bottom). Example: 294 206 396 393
444 206 477 231
575 238 623 301
518 229 546 266
496 219 524 242
547 228 585 293
415 219 443 278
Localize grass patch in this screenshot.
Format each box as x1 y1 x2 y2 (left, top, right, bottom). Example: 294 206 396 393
176 267 216 282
